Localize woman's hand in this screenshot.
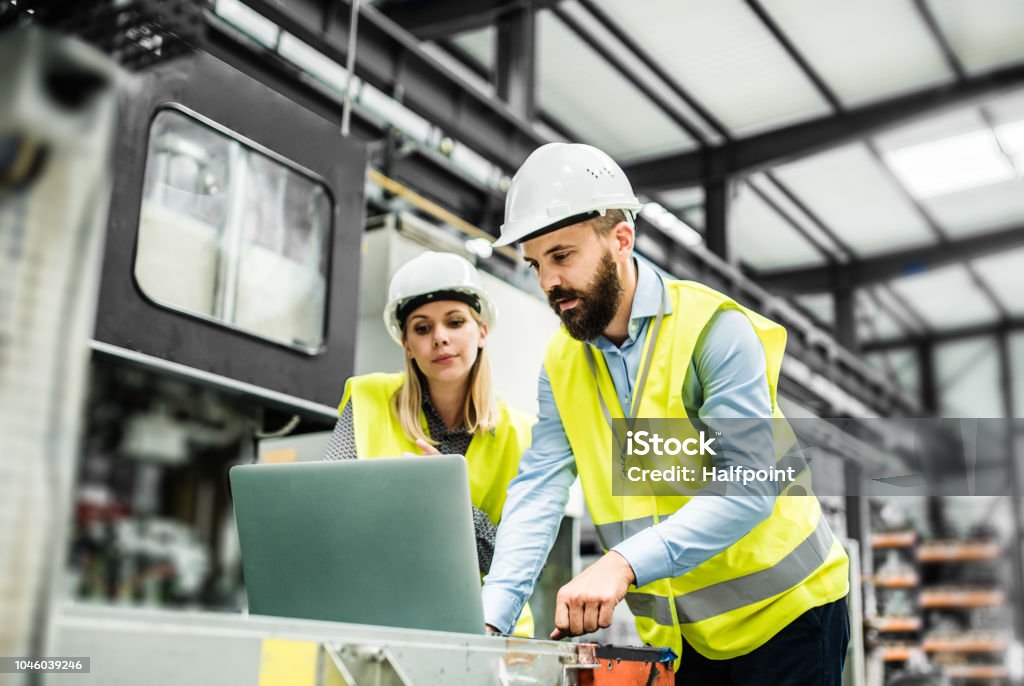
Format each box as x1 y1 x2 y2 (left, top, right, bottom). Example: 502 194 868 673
402 439 441 458
415 439 441 455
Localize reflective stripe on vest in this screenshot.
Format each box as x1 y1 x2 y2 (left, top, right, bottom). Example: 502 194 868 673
674 513 832 624
609 510 831 627
625 592 674 627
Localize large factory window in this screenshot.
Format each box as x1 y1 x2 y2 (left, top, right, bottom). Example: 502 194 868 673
135 106 331 352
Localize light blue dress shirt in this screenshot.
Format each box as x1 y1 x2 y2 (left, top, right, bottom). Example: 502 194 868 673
482 258 777 634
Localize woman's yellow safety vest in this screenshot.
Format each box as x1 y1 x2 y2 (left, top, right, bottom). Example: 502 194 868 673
543 280 849 664
339 372 536 637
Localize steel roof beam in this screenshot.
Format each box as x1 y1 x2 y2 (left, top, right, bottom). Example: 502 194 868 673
576 0 730 141
749 175 929 341
763 172 856 259
704 177 731 261
863 138 1013 320
913 0 967 80
862 318 1024 351
551 6 709 144
374 0 561 42
712 0 1010 337
623 61 1024 190
215 0 923 416
744 0 843 110
745 178 841 261
233 0 547 174
756 223 1024 293
873 285 932 336
910 0 1013 318
495 4 538 121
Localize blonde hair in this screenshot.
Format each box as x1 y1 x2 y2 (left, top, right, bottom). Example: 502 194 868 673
392 309 499 444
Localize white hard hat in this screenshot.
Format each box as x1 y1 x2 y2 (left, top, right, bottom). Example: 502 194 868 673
383 251 497 343
495 142 643 247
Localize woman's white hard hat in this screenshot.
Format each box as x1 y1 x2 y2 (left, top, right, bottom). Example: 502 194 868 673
383 251 497 344
495 142 643 247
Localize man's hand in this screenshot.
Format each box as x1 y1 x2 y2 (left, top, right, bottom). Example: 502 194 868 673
550 551 636 639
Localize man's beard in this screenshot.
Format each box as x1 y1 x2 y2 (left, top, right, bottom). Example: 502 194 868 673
547 250 624 341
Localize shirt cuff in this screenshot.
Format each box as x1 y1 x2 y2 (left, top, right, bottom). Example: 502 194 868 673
481 584 525 635
612 526 674 589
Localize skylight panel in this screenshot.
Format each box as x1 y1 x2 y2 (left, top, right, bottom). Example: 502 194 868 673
885 129 1016 198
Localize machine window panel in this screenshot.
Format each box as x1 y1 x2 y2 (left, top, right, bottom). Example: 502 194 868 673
135 107 331 352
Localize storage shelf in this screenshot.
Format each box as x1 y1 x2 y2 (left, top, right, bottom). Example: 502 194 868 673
881 645 917 662
872 531 918 549
874 575 920 589
918 542 1000 563
873 617 923 632
944 665 1009 680
920 589 1004 609
924 637 1007 653
869 525 1013 685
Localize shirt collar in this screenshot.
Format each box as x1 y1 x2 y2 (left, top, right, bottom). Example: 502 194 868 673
631 257 672 320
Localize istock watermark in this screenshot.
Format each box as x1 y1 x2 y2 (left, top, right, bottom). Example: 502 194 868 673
624 429 718 457
623 463 798 487
610 417 1024 498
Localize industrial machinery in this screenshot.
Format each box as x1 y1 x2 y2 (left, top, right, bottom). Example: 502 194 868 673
0 20 118 676
1 9 671 685
3 4 888 684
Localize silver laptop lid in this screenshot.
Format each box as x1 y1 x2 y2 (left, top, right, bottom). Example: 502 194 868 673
230 455 484 634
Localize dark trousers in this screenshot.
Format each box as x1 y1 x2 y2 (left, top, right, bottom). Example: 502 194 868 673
675 597 850 686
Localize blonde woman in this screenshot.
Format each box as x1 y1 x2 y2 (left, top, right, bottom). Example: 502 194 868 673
324 251 534 637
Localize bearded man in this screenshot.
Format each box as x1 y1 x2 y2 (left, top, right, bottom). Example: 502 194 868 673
482 143 850 686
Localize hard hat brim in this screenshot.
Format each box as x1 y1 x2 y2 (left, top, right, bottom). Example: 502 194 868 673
384 287 497 344
495 204 643 247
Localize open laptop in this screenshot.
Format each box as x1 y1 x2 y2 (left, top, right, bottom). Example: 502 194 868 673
229 456 485 634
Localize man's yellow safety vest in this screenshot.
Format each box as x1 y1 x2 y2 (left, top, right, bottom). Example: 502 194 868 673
543 280 849 664
339 372 536 637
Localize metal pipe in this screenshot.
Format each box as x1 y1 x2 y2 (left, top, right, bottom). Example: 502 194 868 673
341 0 360 137
996 332 1024 647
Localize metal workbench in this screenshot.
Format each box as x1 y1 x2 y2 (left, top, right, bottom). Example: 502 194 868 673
47 604 674 685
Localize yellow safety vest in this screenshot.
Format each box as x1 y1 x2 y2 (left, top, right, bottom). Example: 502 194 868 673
543 280 849 665
339 372 536 637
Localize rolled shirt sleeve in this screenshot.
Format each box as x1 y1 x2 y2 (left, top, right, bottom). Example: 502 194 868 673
482 368 577 633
